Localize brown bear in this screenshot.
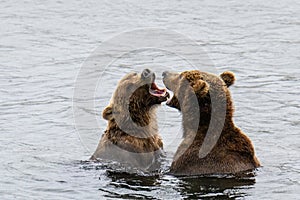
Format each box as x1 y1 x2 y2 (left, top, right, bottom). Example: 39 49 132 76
91 69 169 171
162 70 260 175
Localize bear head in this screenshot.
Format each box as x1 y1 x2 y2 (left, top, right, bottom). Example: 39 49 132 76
162 70 235 132
103 69 169 136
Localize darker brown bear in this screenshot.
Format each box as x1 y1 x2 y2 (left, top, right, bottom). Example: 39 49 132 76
91 69 169 171
163 70 260 175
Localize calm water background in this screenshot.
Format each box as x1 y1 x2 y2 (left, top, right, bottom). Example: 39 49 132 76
1 0 300 199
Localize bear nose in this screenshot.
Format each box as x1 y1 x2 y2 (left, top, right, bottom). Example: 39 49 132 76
142 68 152 79
162 71 168 78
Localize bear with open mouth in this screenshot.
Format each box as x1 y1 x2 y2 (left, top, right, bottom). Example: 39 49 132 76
91 69 169 171
163 70 260 175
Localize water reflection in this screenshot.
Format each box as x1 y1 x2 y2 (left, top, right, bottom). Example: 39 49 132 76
176 172 256 199
106 170 161 190
100 170 161 199
97 166 256 199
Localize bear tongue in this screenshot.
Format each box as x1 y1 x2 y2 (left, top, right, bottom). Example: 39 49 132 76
149 83 167 97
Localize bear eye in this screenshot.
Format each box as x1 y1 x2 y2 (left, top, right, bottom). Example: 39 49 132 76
132 72 137 76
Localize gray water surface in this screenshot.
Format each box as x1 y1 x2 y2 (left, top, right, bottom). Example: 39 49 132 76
1 0 300 199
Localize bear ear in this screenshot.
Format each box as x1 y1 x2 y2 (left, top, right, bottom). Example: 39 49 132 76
220 71 235 87
102 105 113 120
192 80 209 97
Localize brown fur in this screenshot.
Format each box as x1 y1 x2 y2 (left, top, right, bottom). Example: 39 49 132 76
91 70 168 171
163 70 260 175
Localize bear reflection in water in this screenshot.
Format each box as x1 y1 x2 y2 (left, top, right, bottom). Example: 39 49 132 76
98 169 256 199
176 172 256 199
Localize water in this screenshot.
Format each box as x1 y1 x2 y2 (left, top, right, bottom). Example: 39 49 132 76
1 0 299 199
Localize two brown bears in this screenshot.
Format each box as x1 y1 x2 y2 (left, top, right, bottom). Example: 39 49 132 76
91 69 260 175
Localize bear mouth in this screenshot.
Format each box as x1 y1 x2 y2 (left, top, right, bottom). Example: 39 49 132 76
149 83 169 98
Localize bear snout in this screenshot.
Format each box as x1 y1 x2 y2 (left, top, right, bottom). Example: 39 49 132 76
162 71 179 78
162 71 168 78
142 68 155 80
162 71 179 91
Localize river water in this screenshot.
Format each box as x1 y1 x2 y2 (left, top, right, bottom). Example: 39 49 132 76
1 0 299 199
